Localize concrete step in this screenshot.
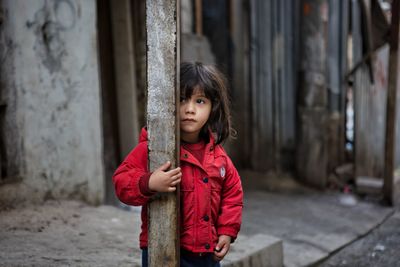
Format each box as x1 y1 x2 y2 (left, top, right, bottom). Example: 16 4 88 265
222 234 283 267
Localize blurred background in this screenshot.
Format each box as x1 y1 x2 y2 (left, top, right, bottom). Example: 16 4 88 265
0 0 399 207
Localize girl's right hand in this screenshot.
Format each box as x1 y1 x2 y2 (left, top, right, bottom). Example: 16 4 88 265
148 161 182 192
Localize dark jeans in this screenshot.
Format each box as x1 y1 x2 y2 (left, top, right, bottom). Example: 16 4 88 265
142 249 221 267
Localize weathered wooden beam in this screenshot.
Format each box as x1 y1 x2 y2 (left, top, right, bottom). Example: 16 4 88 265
146 0 180 266
195 0 203 35
383 0 400 205
110 0 140 158
230 0 251 167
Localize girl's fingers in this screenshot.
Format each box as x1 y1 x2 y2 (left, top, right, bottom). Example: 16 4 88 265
166 173 181 183
214 245 228 258
213 255 223 262
171 178 181 186
166 167 181 176
214 240 230 259
213 252 224 261
157 161 171 171
172 173 182 180
168 186 177 192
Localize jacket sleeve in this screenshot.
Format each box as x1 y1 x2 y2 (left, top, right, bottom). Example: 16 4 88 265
112 142 153 206
216 155 243 241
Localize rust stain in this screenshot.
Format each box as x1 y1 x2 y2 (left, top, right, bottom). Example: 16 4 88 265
303 3 311 16
375 58 387 91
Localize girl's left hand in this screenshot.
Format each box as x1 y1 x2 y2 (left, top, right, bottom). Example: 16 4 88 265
213 235 232 261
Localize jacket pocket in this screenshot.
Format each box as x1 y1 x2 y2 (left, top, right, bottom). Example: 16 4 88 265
208 157 226 221
181 190 194 229
210 179 222 222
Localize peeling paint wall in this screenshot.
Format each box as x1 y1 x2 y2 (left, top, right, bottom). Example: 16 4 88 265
0 0 104 205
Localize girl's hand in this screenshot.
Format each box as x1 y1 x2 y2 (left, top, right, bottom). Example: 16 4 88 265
148 161 182 192
213 235 232 261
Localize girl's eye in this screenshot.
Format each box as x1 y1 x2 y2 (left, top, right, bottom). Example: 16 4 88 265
196 99 206 104
180 97 186 103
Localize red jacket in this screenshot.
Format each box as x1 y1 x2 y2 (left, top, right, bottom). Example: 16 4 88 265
113 128 243 253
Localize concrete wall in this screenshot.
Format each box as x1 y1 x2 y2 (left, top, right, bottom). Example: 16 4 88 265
181 0 193 34
0 0 104 205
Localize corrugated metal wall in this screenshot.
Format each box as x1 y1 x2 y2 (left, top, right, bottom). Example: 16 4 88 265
327 0 349 171
352 0 389 178
249 0 299 171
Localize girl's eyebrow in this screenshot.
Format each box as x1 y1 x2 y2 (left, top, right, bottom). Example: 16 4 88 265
193 92 206 97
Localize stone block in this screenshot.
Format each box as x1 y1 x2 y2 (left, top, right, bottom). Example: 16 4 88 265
222 234 283 267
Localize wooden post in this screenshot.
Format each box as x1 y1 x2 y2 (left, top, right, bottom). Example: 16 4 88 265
383 0 400 205
146 0 180 266
195 0 203 35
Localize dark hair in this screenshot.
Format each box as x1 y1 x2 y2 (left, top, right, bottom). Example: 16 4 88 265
180 62 233 144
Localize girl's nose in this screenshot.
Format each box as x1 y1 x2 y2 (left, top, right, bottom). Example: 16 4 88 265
184 101 195 114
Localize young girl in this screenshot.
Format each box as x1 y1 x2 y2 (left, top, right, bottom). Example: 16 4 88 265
113 62 243 267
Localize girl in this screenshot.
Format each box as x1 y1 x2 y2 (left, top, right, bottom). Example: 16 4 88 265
113 62 243 267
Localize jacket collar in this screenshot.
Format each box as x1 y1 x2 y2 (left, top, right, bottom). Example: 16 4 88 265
138 127 218 170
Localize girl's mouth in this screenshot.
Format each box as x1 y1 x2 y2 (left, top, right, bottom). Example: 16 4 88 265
182 118 196 122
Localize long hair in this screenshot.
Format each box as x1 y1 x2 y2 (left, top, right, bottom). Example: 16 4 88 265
180 62 233 144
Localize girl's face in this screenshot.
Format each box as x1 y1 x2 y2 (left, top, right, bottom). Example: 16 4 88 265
180 88 212 143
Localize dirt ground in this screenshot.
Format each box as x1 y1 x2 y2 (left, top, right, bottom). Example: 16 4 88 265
319 210 400 267
0 200 142 267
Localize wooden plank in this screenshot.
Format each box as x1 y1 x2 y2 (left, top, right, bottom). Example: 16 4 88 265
383 0 400 205
98 0 120 205
352 0 388 179
146 0 180 266
353 48 388 178
132 0 148 129
230 0 251 167
195 0 202 35
110 0 140 158
249 0 275 171
326 0 349 170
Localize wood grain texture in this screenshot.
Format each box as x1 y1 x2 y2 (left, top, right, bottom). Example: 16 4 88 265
384 0 400 205
146 0 180 265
